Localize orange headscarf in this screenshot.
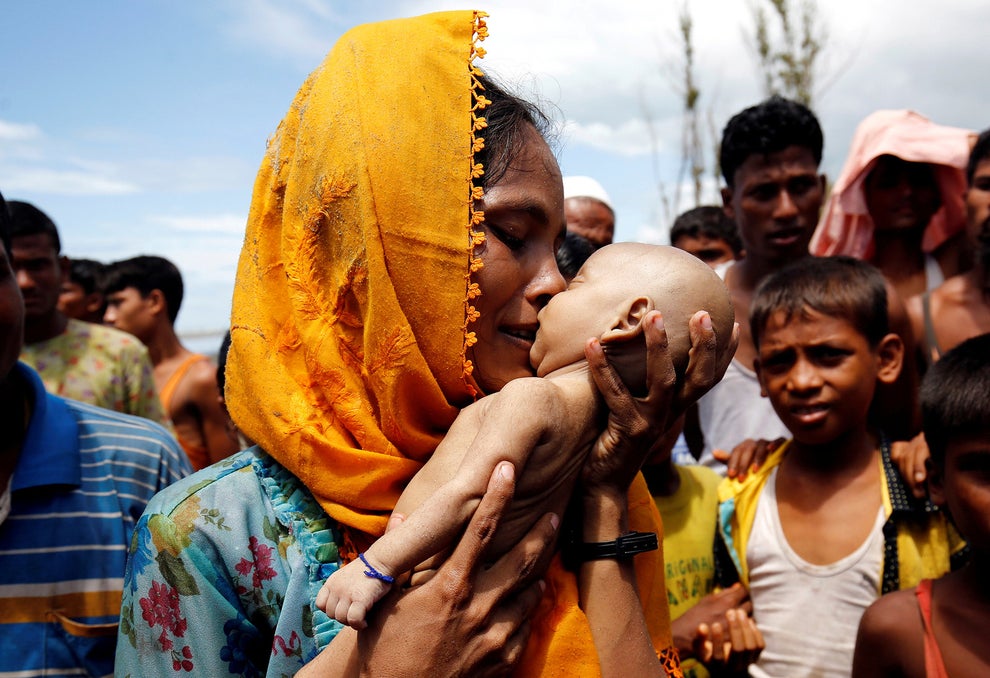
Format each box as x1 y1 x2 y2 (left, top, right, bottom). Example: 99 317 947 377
811 109 973 259
226 11 674 675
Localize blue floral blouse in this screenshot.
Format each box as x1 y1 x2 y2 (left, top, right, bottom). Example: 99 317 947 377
115 447 346 677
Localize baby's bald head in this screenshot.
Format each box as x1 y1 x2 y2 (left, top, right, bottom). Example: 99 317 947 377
595 243 734 371
531 242 735 383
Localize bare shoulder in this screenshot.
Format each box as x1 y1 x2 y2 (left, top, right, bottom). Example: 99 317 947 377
934 272 974 303
860 588 919 639
176 356 221 409
853 588 924 678
932 231 967 278
489 377 566 416
497 376 561 397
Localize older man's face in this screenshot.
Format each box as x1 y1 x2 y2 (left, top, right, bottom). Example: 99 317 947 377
564 197 614 248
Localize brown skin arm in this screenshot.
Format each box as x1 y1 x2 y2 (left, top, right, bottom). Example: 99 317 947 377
884 282 931 498
579 310 736 676
298 463 557 677
180 360 240 464
852 589 925 678
874 280 921 442
579 490 665 678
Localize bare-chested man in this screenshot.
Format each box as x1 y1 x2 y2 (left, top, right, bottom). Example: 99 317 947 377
103 255 239 469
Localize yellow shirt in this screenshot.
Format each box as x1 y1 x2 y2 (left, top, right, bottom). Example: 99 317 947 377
653 464 721 620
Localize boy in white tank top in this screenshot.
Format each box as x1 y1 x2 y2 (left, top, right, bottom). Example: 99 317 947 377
715 256 966 677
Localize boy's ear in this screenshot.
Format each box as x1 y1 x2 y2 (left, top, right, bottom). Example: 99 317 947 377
147 289 167 317
600 296 653 344
926 455 946 508
875 333 904 385
720 187 735 221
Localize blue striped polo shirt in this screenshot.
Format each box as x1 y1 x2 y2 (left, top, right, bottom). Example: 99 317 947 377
0 362 191 678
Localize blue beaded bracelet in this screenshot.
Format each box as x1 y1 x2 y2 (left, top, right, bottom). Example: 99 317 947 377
359 553 395 584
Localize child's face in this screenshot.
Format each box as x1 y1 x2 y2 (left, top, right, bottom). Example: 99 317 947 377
930 433 990 553
755 308 899 447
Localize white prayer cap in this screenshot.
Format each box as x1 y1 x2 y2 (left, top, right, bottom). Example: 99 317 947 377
563 176 613 212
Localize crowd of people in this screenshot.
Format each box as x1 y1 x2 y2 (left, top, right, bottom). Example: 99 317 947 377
1 8 988 678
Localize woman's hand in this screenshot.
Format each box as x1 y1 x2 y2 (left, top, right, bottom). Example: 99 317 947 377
301 462 557 677
583 310 737 493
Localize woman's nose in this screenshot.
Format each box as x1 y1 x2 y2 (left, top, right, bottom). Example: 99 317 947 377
529 253 566 309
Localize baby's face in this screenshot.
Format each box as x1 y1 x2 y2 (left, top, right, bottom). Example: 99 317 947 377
530 249 625 377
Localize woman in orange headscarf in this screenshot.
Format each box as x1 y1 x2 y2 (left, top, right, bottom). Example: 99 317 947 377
117 11 729 676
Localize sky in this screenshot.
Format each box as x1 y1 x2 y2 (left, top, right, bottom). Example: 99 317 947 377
2 0 987 352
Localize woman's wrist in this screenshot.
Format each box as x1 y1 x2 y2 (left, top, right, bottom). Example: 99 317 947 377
580 488 629 542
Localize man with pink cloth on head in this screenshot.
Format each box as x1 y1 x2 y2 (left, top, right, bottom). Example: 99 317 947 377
811 110 975 302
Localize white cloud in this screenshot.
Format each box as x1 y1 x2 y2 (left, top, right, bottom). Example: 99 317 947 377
563 118 660 157
0 115 250 197
222 0 343 63
151 214 247 235
135 156 254 194
0 120 42 142
0 166 138 196
634 222 667 246
0 119 141 196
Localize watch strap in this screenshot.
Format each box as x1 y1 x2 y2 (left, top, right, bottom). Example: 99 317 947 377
577 531 659 561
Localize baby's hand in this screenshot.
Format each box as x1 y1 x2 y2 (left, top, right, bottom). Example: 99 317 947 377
315 553 395 630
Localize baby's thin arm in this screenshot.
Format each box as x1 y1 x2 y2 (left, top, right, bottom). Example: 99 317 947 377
318 385 555 630
364 384 554 580
317 456 510 631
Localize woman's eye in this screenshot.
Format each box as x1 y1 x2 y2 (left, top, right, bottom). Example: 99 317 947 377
490 225 525 251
